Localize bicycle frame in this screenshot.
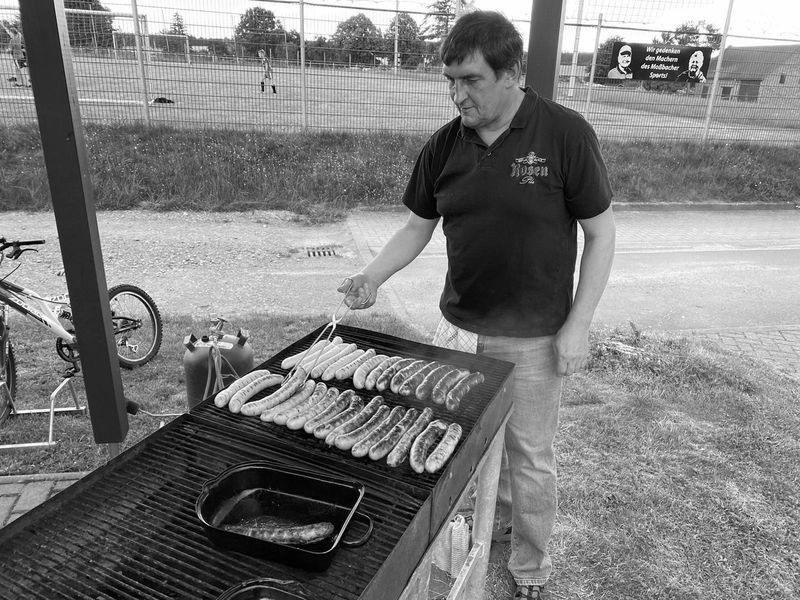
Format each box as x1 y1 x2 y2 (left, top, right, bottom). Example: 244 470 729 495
0 278 75 344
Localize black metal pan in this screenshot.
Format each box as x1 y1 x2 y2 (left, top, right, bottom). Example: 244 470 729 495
196 461 373 571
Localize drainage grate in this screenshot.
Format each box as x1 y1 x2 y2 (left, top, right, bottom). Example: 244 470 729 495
305 245 338 257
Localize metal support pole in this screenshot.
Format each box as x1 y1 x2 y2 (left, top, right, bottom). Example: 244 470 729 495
701 0 735 144
567 0 584 98
584 13 603 116
130 0 151 124
525 0 566 99
393 0 399 74
299 0 307 129
18 0 129 446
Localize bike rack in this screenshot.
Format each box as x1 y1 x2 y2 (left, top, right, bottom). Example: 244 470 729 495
0 374 87 452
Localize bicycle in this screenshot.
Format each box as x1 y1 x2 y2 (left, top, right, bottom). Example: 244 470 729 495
0 236 163 426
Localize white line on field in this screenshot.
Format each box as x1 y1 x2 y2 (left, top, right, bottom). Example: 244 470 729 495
0 95 143 105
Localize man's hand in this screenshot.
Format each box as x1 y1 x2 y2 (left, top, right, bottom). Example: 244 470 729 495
553 320 590 376
337 273 377 309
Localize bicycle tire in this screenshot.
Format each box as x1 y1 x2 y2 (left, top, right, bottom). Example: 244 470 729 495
108 284 163 369
1 342 16 426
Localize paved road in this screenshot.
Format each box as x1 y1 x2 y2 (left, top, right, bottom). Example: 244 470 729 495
2 206 799 527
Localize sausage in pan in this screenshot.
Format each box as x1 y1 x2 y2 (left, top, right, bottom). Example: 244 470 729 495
424 422 463 473
409 419 448 474
351 405 406 458
364 355 402 390
368 407 419 461
325 396 384 446
223 521 335 546
386 407 434 467
445 371 485 411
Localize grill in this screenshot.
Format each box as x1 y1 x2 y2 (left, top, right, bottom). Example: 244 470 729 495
0 325 514 600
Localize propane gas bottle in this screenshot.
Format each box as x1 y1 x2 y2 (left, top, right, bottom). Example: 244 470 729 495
183 328 254 409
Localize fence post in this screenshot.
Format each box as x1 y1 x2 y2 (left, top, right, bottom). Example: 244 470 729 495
299 0 307 129
129 0 150 125
701 0 735 144
525 0 566 99
567 0 584 98
584 13 602 116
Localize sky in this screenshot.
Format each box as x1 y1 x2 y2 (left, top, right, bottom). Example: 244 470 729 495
13 0 795 50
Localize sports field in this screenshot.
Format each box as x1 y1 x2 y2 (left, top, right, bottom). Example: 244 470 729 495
2 53 799 145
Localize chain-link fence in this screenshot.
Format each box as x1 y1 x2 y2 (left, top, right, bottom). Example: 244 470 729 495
1 1 799 145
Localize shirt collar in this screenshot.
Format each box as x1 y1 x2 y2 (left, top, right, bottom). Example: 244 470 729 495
458 86 538 141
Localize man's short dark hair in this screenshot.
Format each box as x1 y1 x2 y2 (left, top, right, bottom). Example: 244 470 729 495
439 11 523 75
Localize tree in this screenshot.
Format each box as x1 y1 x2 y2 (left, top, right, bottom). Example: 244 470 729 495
154 12 188 53
420 0 473 40
167 12 187 37
654 21 721 50
331 13 381 65
235 7 286 57
64 0 114 48
385 12 425 67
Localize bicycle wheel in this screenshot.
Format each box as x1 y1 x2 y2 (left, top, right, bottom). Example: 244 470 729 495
1 342 16 425
108 284 163 369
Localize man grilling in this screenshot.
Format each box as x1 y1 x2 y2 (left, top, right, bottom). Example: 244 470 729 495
338 11 615 600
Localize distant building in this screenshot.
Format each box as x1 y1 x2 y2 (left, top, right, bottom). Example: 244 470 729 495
707 44 800 103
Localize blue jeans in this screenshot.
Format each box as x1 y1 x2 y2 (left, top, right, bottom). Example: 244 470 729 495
433 319 563 586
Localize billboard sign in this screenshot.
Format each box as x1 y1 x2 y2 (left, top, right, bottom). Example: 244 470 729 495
608 42 712 83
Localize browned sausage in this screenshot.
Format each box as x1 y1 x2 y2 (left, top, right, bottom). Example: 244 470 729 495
368 407 419 461
334 404 391 451
409 419 448 474
376 358 416 392
272 380 327 426
398 361 442 396
389 359 426 395
364 356 402 390
445 371 485 411
386 407 434 467
325 396 384 446
424 422 462 473
223 521 335 546
413 364 452 403
431 367 470 405
285 384 334 430
349 405 406 457
313 394 365 439
302 388 350 434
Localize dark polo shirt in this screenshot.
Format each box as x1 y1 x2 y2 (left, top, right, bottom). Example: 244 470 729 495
403 87 612 337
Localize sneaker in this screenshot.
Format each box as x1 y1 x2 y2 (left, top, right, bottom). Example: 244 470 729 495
492 525 512 543
514 584 543 599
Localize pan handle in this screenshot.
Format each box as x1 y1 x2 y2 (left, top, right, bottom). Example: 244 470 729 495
341 511 373 548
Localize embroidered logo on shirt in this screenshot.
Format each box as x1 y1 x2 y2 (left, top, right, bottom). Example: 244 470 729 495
510 151 549 184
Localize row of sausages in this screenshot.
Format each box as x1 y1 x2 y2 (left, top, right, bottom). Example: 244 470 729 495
214 367 462 474
278 336 485 411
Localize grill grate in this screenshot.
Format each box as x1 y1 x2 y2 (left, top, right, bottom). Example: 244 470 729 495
0 325 514 600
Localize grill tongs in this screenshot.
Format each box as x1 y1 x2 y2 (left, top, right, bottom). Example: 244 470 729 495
282 282 370 384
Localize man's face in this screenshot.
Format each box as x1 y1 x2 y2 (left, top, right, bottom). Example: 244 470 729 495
618 50 631 68
689 51 703 73
443 51 518 131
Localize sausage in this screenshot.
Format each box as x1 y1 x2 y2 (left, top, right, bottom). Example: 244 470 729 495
260 379 317 423
386 407 434 467
398 361 442 396
424 422 463 473
312 393 364 439
297 337 345 372
389 360 427 395
368 407 419 461
297 387 342 433
321 348 365 381
445 371 485 411
352 354 389 389
223 521 335 546
228 373 285 414
409 419 448 474
351 405 406 458
376 358 416 392
335 348 376 380
238 367 307 416
309 343 358 379
214 369 271 408
280 339 331 370
332 404 390 451
274 381 328 427
414 364 452 403
431 368 470 405
364 356 402 390
325 396 384 446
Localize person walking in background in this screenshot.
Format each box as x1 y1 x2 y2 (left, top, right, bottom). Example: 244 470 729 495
5 26 29 87
337 10 615 600
258 49 276 94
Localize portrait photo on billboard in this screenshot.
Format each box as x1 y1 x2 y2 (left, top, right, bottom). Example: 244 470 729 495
608 42 712 83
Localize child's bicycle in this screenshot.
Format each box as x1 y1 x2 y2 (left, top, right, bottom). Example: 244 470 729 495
0 236 163 426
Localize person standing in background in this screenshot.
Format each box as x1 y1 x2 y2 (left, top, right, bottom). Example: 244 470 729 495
258 49 276 94
6 26 29 87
